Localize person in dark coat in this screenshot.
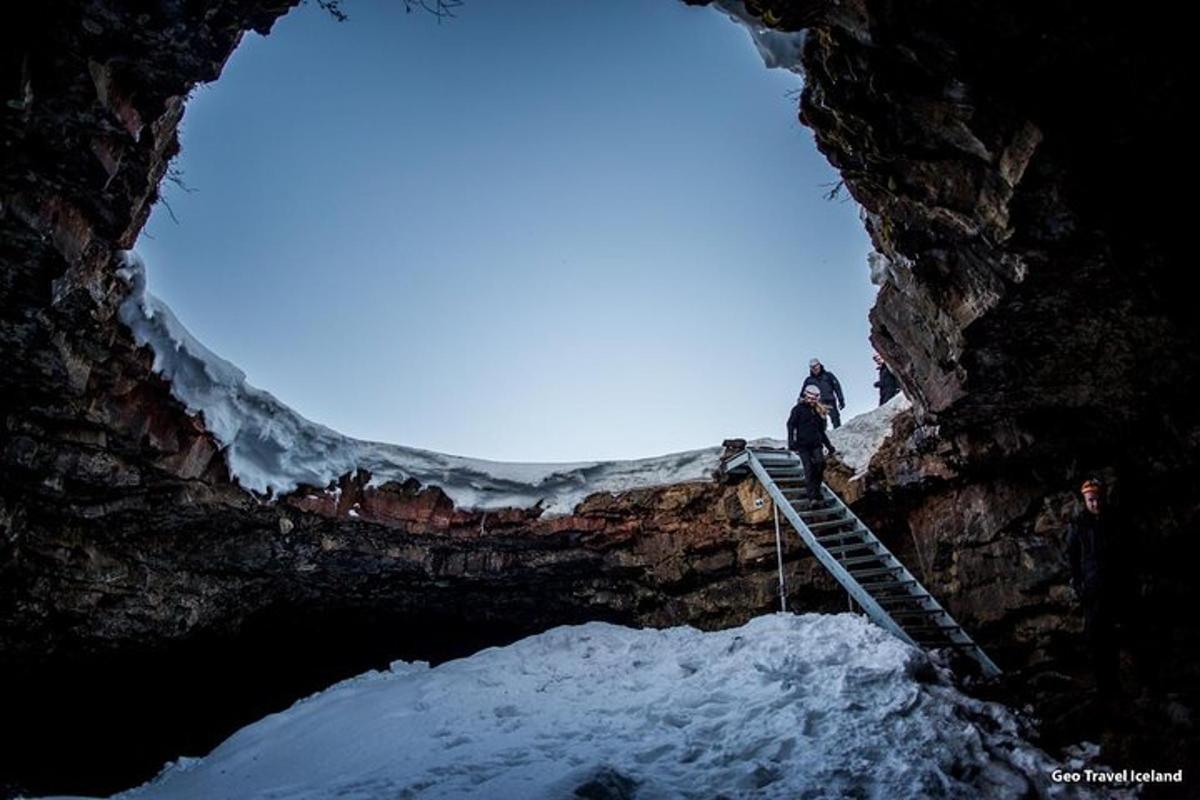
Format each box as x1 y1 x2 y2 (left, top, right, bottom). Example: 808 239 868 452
873 352 899 406
787 385 837 504
802 359 846 428
1066 478 1122 696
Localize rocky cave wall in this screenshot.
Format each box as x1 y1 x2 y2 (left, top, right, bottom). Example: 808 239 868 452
776 0 1197 778
2 0 1196 796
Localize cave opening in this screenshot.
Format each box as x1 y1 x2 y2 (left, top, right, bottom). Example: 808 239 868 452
134 0 879 464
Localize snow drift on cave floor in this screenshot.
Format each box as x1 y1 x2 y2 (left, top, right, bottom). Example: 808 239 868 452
38 613 1121 800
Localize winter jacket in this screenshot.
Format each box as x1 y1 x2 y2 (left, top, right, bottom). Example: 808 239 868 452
787 402 834 452
875 364 899 405
802 369 845 408
1066 510 1120 600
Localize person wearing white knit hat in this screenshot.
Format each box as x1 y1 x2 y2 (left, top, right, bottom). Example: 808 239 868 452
787 384 836 504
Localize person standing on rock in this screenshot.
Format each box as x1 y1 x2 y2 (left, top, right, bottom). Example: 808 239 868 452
873 353 900 406
1066 478 1122 698
787 385 837 505
802 359 846 428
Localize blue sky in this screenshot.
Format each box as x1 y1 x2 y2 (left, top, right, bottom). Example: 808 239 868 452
136 0 876 462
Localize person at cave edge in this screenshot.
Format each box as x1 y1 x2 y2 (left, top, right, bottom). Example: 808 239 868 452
801 358 846 428
873 352 899 406
787 385 837 505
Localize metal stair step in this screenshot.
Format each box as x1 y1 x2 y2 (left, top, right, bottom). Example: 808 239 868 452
879 601 934 615
850 566 906 579
889 608 946 619
873 592 932 607
811 525 860 538
801 515 844 525
838 553 896 568
864 581 921 598
824 542 882 556
807 518 855 531
815 530 869 544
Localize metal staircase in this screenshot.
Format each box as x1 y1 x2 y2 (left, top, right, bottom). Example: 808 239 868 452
725 445 1001 677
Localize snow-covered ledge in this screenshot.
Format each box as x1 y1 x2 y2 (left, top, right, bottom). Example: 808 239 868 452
830 394 912 480
116 252 731 516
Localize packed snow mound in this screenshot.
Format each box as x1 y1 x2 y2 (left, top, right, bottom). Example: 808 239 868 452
116 252 722 514
89 613 1088 800
830 394 913 478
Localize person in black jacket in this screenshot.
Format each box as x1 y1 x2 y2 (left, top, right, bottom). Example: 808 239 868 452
1066 478 1122 696
802 359 846 428
873 352 899 406
787 385 837 503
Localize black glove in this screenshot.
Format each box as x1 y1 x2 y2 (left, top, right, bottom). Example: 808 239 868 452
839 401 845 410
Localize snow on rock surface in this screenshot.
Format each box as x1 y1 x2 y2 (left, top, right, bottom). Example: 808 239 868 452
749 398 911 479
82 613 1097 800
829 394 912 478
115 252 722 514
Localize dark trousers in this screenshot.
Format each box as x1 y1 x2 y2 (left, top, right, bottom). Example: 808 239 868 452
795 446 826 502
1083 591 1120 696
828 406 841 429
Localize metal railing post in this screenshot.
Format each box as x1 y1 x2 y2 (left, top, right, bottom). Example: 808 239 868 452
773 499 787 613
